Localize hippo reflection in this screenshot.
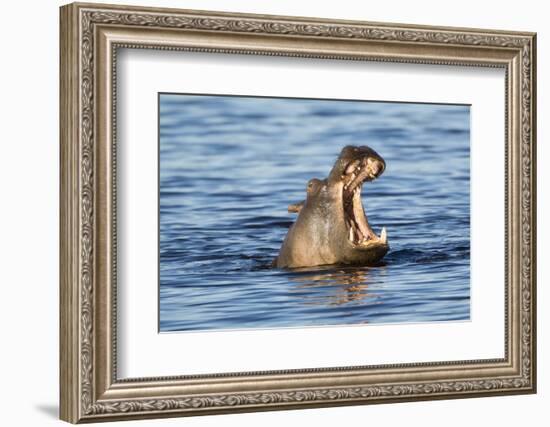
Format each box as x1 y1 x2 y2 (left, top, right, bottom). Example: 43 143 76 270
290 268 374 307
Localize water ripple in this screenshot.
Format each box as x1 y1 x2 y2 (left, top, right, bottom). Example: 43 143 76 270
159 95 470 332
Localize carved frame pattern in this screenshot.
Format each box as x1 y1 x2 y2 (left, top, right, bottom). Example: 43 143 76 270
60 2 536 423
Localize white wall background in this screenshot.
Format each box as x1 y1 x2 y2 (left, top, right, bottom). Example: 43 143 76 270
0 1 545 426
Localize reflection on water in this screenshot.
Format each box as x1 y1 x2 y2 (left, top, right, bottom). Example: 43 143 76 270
290 268 376 307
159 94 470 332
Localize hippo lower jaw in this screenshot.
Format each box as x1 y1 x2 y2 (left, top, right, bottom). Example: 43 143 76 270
339 158 388 263
343 179 387 249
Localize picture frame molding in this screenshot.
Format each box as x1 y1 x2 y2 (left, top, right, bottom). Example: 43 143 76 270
60 2 536 423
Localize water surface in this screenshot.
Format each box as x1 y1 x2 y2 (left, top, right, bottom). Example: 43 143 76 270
159 94 470 332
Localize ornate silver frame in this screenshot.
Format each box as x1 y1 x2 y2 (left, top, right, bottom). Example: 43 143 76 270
60 2 537 423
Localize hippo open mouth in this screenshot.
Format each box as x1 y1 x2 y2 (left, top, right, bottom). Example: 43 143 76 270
342 156 387 248
275 145 389 269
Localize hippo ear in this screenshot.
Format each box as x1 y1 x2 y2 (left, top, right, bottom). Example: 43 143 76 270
288 200 305 214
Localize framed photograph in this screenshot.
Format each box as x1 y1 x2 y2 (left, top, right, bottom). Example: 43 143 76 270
60 2 537 423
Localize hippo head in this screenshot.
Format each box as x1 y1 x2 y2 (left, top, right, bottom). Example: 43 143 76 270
275 145 389 269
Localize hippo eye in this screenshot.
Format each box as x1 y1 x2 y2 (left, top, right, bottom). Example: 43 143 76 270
307 179 319 193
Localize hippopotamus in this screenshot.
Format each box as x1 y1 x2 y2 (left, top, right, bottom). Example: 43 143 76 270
274 145 389 269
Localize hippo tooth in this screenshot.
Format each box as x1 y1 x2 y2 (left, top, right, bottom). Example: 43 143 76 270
380 227 387 243
349 227 354 242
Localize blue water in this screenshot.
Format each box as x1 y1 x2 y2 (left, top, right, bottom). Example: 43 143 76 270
159 94 470 332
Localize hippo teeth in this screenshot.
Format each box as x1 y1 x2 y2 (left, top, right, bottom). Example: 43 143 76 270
380 227 387 244
342 178 388 247
345 160 360 174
